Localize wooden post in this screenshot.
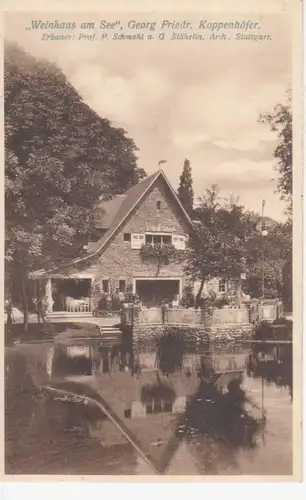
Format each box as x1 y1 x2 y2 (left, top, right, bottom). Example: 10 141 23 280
21 276 29 333
108 350 112 373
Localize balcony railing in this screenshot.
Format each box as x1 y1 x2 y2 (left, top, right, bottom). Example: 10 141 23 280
212 307 250 325
166 308 203 325
121 306 250 326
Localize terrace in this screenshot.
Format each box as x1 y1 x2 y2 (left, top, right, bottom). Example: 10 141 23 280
121 306 251 327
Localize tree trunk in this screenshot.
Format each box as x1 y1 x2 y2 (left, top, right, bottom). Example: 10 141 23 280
195 278 205 309
236 279 242 307
156 259 160 277
202 298 211 326
35 281 41 323
6 302 13 327
21 276 29 333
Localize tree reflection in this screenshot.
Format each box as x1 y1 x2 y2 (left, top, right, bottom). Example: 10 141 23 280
177 376 262 447
156 333 186 374
247 345 292 400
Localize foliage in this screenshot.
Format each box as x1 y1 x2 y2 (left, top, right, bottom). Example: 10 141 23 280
140 243 177 265
186 185 256 304
247 218 292 304
5 43 145 325
213 296 230 309
260 91 292 309
111 291 122 310
282 249 292 312
187 184 292 306
177 158 194 215
178 378 262 447
156 333 187 374
5 43 145 270
180 285 195 308
260 89 292 213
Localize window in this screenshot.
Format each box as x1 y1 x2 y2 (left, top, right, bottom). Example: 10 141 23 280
157 201 162 210
219 279 227 293
131 233 145 249
124 408 131 419
124 233 131 242
119 280 126 293
102 280 109 293
145 233 172 246
145 400 173 414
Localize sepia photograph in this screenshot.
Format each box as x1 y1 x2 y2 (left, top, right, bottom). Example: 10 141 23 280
2 1 301 480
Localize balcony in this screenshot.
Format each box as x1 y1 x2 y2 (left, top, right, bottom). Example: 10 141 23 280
121 306 251 327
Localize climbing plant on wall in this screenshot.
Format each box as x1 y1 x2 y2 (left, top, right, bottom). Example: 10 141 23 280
140 243 178 275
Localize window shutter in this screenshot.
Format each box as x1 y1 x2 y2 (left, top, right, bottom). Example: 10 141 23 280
131 233 145 249
180 236 186 250
173 235 186 250
172 235 179 249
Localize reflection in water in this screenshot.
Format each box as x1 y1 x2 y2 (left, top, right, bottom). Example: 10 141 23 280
247 342 293 400
5 336 293 475
178 377 261 447
156 334 186 374
140 375 176 415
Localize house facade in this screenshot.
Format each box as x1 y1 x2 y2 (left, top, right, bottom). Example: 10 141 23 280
195 277 238 299
31 170 194 314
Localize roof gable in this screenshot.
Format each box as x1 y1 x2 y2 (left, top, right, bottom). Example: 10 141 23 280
93 194 127 229
32 170 194 276
88 170 193 253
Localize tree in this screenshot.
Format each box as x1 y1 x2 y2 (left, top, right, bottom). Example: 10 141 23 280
246 221 292 301
260 90 292 213
5 43 146 329
186 185 256 307
260 90 292 310
186 182 293 308
178 159 194 215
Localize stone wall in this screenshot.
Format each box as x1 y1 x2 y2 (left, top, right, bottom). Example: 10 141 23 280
132 324 210 353
129 323 254 373
131 323 254 347
67 177 191 294
207 324 255 352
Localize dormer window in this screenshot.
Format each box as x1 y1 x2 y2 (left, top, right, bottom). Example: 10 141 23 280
157 201 161 210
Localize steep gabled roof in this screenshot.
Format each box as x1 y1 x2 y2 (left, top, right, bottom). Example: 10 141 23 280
31 170 194 276
91 171 162 248
88 169 194 255
93 194 127 229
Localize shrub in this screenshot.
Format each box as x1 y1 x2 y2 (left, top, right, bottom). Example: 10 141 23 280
181 285 195 308
213 296 230 309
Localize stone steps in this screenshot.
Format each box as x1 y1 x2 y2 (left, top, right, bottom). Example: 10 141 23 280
98 326 122 347
46 312 93 320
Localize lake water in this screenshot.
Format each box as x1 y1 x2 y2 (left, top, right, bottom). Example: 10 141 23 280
5 340 292 476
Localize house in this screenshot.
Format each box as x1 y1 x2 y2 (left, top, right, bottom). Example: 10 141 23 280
195 277 238 299
31 170 194 316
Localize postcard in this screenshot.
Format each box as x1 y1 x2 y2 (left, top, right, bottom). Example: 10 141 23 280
1 0 303 484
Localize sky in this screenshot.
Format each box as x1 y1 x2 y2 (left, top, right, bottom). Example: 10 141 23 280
4 10 292 221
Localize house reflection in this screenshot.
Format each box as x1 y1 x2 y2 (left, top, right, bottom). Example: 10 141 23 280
38 331 293 474
6 318 293 475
